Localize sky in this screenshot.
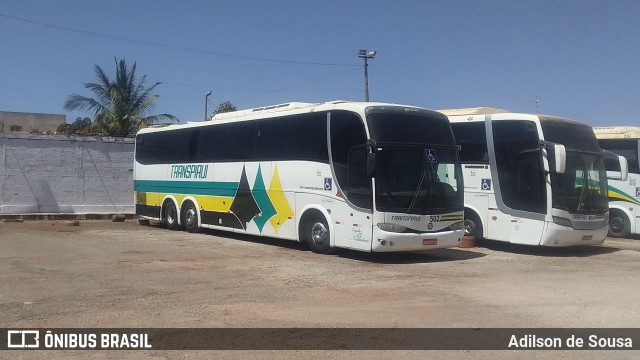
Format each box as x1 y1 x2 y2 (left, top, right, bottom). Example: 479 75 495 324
1 0 639 126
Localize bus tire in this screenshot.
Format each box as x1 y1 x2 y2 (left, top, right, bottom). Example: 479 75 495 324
464 211 483 239
182 201 200 233
163 200 180 231
305 216 334 254
608 210 630 238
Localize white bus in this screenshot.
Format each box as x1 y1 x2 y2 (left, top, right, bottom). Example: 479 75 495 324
441 107 626 246
593 126 640 237
134 101 465 253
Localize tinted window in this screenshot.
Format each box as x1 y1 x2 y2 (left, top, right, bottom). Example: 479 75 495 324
541 120 600 153
225 121 256 160
347 146 372 209
492 121 546 214
367 111 455 146
195 125 226 162
330 111 367 191
136 128 196 164
451 122 488 163
136 113 329 164
257 113 328 162
603 150 621 172
598 139 639 174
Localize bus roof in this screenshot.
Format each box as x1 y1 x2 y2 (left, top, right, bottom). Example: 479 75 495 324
211 101 320 121
137 100 442 135
593 126 640 139
437 107 511 116
440 108 590 128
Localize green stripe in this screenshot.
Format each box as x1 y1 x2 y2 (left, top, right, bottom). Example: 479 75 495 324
608 185 640 206
134 180 239 197
575 178 601 187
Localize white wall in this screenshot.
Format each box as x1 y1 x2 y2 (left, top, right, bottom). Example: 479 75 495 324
0 134 134 214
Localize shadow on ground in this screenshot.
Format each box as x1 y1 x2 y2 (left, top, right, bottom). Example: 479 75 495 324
174 224 488 264
474 238 622 257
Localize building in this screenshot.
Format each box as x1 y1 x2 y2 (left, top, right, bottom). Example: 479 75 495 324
0 111 66 133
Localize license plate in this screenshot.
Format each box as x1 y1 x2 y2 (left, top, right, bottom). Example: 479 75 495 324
581 235 593 241
423 239 437 246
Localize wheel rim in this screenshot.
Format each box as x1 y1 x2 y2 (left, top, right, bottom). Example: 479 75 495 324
166 206 177 225
185 208 197 228
464 219 475 236
610 217 624 234
310 222 329 246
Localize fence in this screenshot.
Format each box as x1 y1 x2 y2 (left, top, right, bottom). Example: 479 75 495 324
0 133 134 215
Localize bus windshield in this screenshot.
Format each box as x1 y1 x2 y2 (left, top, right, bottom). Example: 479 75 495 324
366 110 463 214
374 145 463 214
541 120 609 213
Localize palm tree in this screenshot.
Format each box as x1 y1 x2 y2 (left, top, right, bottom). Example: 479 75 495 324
64 58 178 137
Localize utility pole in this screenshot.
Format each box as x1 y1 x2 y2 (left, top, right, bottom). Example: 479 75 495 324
358 49 377 102
204 91 212 121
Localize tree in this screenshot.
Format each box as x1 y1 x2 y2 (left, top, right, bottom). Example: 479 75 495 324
206 101 237 120
64 58 178 137
57 117 95 136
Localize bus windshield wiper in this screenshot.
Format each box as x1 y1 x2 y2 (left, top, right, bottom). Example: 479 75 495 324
577 156 589 211
407 168 426 213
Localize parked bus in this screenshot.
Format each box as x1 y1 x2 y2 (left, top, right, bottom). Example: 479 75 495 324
134 101 465 253
440 107 626 246
593 126 639 237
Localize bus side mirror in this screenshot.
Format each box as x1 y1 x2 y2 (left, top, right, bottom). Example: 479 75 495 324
610 154 629 181
618 155 629 181
366 152 377 177
603 149 629 181
552 144 566 174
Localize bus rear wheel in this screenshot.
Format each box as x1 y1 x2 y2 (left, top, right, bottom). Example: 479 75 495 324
164 201 180 231
608 210 630 238
182 202 200 233
305 217 333 254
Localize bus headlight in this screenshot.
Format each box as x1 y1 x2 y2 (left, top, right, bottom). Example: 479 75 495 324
377 223 407 233
449 221 464 231
552 216 573 228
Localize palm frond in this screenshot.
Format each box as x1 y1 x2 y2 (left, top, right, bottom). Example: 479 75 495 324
65 57 176 137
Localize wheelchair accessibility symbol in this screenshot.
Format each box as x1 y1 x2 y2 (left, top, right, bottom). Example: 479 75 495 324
425 149 437 163
324 178 332 191
481 179 492 191
636 187 640 198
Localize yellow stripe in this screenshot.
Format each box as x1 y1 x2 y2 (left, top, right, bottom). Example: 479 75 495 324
608 189 640 206
440 215 463 221
136 192 234 212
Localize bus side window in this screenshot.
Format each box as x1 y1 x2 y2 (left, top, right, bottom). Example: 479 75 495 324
603 151 621 172
492 121 546 214
451 122 488 164
330 111 367 192
347 146 372 210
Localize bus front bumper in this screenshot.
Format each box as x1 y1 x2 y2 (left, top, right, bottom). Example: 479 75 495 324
371 228 464 252
540 222 608 246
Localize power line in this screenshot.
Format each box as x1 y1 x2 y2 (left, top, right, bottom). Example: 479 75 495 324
0 53 360 99
164 68 361 98
0 13 359 67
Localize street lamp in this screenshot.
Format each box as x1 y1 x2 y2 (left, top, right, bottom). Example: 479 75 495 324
358 49 377 102
204 91 212 121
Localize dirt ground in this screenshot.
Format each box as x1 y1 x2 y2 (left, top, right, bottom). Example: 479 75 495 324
1 220 639 359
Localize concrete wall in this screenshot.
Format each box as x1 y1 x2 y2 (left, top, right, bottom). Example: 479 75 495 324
0 111 66 133
0 133 134 215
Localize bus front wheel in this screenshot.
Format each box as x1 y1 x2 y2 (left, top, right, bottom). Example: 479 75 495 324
608 210 630 238
305 217 334 254
464 211 483 239
164 201 180 231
